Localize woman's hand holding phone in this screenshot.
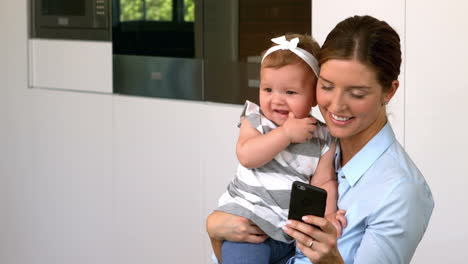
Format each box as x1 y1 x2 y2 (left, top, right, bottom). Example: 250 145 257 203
282 215 345 264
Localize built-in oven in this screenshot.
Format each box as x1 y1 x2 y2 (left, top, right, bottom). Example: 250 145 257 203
112 0 203 101
30 0 111 41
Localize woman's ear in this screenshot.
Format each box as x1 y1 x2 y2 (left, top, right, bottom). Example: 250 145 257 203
383 80 399 104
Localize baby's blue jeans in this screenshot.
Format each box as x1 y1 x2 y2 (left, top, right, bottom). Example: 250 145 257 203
221 238 295 264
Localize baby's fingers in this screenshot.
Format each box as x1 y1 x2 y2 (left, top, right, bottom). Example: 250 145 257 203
336 210 347 230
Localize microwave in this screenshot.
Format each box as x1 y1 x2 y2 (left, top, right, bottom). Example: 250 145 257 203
30 0 111 41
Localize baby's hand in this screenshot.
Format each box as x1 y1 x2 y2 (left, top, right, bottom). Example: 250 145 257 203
282 112 317 143
325 210 347 238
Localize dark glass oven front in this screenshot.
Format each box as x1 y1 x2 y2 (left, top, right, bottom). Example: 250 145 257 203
31 0 111 41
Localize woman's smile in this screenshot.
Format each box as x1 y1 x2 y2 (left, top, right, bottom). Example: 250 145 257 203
330 113 354 123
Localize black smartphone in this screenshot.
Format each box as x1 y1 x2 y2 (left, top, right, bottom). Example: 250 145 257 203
288 181 327 224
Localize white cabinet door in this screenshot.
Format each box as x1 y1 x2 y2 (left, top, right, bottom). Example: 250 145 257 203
29 39 112 93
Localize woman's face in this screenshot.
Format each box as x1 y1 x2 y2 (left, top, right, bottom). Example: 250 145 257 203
317 59 395 143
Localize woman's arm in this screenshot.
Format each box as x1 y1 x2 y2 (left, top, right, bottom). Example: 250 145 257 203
351 180 434 263
206 211 268 262
209 237 223 263
237 114 318 168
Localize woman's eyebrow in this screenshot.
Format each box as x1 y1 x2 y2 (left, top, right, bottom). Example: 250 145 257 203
346 85 371 90
318 76 333 84
319 76 371 90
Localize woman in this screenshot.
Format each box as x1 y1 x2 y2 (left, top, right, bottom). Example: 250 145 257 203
207 15 434 264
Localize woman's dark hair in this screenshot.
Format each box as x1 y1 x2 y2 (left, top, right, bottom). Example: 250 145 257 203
320 15 401 91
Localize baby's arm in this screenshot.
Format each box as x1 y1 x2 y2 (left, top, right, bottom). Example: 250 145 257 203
237 113 318 168
236 118 290 168
310 143 347 235
310 144 338 216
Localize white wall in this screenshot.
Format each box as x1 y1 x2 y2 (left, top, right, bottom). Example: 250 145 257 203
406 0 468 262
0 1 239 264
1 0 468 263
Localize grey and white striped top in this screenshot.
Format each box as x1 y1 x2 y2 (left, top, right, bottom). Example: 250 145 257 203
217 101 332 243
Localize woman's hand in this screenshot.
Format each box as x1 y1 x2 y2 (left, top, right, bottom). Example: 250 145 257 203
206 211 268 263
206 211 268 243
282 214 344 264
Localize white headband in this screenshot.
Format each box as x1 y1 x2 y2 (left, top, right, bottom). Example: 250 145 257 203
261 36 320 77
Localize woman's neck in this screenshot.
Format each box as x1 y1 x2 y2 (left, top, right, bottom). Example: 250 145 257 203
339 112 387 166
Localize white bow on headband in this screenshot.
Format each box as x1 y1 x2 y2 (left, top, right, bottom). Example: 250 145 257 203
261 36 320 77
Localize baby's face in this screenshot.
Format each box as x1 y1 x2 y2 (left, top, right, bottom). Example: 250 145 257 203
259 63 317 126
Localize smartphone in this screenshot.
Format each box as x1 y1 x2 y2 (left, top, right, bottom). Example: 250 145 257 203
288 181 327 225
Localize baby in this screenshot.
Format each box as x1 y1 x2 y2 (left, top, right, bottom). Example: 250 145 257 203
213 34 340 264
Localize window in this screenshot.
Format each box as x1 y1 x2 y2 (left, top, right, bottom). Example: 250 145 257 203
119 0 194 23
112 0 196 58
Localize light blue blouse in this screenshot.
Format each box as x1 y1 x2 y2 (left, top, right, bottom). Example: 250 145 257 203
289 122 434 264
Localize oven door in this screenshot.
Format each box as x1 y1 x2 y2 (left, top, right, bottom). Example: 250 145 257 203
31 0 110 40
35 0 107 29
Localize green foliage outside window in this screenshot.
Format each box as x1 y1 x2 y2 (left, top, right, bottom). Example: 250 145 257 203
120 0 144 21
184 0 194 22
119 0 194 22
146 0 172 21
